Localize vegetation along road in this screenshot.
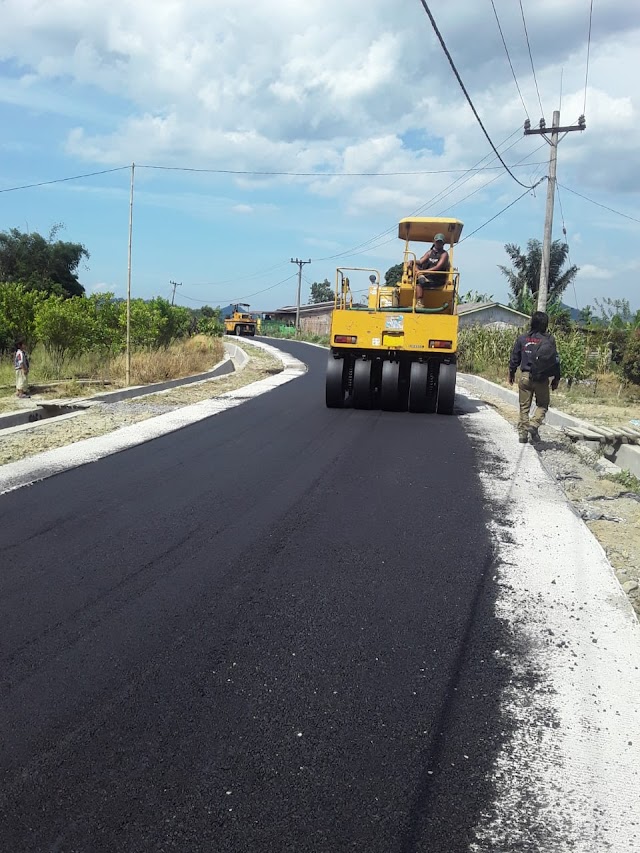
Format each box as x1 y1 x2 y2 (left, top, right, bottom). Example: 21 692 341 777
0 339 638 852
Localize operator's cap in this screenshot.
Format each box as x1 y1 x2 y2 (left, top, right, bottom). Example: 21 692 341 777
434 233 446 242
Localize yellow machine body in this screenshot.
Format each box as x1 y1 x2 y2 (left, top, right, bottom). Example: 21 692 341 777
224 305 257 337
325 218 464 413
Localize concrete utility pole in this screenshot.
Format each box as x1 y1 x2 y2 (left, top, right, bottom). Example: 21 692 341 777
170 280 182 305
524 111 585 312
290 258 311 331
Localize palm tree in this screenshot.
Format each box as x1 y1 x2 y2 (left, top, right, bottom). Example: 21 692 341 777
499 239 578 313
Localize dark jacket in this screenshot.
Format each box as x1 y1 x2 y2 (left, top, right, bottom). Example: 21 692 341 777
509 331 561 380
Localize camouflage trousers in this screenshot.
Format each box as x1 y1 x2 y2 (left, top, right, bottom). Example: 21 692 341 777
518 373 550 438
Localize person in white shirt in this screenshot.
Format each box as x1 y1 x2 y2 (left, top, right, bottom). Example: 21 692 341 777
14 339 30 398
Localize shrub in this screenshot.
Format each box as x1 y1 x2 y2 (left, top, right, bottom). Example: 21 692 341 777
621 330 640 385
556 331 588 384
457 325 516 374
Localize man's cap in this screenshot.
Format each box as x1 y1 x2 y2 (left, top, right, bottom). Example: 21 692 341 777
434 233 445 242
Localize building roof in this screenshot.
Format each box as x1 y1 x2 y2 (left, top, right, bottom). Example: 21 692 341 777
457 301 529 319
272 301 335 314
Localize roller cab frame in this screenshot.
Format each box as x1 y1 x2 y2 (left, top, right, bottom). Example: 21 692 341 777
224 303 257 337
325 217 463 414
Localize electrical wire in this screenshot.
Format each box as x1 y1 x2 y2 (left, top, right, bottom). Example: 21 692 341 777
311 128 531 263
519 0 545 118
436 142 548 217
557 184 640 225
458 177 546 243
231 273 298 304
416 0 537 190
180 273 298 305
490 0 530 118
583 0 594 116
0 157 546 199
315 141 547 263
178 260 291 288
0 166 130 194
137 163 527 178
555 183 580 312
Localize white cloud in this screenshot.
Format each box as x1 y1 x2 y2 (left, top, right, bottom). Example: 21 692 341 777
1 0 639 308
578 264 614 280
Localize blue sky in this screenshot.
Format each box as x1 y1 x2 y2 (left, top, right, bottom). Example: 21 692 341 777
1 0 639 314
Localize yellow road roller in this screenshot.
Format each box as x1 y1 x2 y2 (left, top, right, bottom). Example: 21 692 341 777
325 217 463 414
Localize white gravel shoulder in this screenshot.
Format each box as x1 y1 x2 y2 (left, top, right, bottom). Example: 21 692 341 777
459 388 640 852
0 339 305 495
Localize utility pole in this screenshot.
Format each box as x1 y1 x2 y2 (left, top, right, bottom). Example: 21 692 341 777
126 162 135 388
170 280 182 305
524 111 585 311
290 257 311 331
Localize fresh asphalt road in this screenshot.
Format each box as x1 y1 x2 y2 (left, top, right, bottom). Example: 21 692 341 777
0 340 510 852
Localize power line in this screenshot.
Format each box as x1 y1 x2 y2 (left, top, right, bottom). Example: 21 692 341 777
436 143 548 216
519 0 545 118
311 128 531 263
416 0 536 190
555 183 580 312
181 272 298 305
0 159 549 197
489 0 530 118
179 260 291 288
232 273 298 304
137 163 531 178
583 0 594 116
0 166 130 194
557 184 640 225
314 138 547 264
459 177 546 243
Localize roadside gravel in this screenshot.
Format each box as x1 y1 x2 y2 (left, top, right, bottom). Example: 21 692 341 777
460 379 640 618
0 344 282 467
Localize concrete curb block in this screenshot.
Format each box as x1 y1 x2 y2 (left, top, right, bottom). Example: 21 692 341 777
222 338 251 368
0 342 253 435
0 350 237 433
0 340 306 495
459 372 640 479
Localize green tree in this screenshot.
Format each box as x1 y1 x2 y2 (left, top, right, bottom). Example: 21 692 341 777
0 226 89 297
194 305 223 336
385 264 403 286
35 295 93 375
458 289 494 304
309 279 333 303
578 304 596 327
594 297 639 329
117 297 191 349
622 330 640 385
147 297 191 347
84 292 124 354
499 239 577 312
0 282 43 353
120 299 163 349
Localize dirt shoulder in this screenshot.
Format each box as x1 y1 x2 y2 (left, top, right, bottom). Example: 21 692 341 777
460 379 640 619
0 343 282 467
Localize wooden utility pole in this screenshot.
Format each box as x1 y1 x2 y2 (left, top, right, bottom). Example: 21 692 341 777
290 258 311 331
170 280 182 305
524 111 585 311
126 163 135 387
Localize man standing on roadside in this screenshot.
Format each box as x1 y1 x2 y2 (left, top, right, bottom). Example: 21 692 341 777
14 339 30 398
509 311 560 443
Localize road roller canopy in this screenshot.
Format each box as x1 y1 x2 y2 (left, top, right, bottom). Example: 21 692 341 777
397 217 464 244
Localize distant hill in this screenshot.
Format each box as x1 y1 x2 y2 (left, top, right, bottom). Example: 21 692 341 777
561 303 582 321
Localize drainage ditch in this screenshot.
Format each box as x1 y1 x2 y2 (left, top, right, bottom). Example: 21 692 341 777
0 403 93 432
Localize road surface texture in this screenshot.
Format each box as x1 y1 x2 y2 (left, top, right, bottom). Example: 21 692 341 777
0 339 638 852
